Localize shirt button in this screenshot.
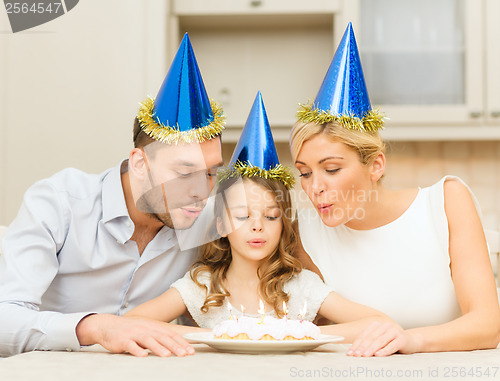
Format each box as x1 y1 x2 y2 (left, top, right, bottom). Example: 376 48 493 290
123 302 129 309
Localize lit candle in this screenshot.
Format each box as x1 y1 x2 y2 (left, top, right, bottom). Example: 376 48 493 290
298 301 307 323
258 299 266 324
227 302 233 320
282 301 289 321
241 304 245 317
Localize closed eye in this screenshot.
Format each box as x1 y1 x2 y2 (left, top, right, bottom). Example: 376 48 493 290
265 216 279 221
326 169 340 174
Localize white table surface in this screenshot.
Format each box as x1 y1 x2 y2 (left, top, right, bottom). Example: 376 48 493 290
1 343 500 381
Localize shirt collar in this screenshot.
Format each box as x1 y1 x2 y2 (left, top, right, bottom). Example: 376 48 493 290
102 160 130 224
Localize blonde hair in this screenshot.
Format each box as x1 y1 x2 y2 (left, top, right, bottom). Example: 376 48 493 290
191 176 302 318
290 121 385 165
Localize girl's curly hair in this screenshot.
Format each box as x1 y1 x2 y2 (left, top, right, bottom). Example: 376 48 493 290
191 175 302 318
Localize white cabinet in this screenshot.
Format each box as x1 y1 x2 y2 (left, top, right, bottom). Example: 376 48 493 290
173 0 339 15
170 0 342 142
486 0 500 125
169 0 500 141
340 0 500 140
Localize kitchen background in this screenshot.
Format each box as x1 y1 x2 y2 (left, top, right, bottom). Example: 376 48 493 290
1 0 499 236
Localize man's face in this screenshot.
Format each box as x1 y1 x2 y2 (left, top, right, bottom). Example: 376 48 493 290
136 136 223 230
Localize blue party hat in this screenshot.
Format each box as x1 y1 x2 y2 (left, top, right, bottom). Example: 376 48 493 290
297 23 384 132
220 92 294 189
137 33 225 144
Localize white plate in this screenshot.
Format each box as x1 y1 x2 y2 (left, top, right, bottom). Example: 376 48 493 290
184 332 343 354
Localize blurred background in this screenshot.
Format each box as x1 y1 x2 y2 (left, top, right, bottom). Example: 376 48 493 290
0 0 499 234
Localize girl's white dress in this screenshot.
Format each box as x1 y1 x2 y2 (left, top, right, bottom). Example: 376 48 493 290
171 269 333 328
297 176 481 329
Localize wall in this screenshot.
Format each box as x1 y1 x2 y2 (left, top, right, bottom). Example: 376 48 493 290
0 0 169 225
384 141 500 231
1 1 499 235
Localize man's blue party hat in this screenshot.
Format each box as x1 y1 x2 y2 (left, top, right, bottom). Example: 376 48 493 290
137 33 225 144
221 92 294 189
297 23 384 132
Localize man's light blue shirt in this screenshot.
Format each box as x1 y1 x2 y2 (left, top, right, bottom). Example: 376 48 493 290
0 161 197 356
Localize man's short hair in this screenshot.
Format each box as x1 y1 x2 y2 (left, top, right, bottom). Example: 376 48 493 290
133 117 156 148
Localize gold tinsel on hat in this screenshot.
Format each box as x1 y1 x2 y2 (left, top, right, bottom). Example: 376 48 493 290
218 161 295 190
137 97 225 144
297 102 385 133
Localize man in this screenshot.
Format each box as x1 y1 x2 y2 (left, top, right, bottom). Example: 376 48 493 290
0 34 224 357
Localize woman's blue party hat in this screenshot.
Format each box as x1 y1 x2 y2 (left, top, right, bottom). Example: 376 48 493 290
220 91 294 189
297 23 384 132
137 33 225 144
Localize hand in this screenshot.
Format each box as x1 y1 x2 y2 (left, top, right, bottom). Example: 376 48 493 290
346 322 422 357
76 313 195 357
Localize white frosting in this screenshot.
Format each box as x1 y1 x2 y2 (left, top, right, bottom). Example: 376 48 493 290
212 316 320 340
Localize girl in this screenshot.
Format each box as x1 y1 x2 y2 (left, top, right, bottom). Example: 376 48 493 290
126 91 396 349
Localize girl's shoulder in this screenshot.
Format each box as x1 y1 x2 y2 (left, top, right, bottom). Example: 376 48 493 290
171 268 212 302
189 267 212 286
171 268 212 290
287 269 326 288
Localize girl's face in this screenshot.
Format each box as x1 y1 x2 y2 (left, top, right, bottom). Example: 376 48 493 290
295 133 380 228
221 180 283 265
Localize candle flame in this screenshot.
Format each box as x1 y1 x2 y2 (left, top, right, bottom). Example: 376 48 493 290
241 304 245 314
299 301 307 318
258 299 265 315
282 301 288 315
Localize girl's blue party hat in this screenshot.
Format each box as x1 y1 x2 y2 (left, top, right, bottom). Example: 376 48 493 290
221 91 294 189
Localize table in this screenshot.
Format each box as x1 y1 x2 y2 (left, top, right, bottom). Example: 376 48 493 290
1 344 499 381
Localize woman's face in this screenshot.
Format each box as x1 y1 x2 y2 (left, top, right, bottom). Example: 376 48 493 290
295 133 379 228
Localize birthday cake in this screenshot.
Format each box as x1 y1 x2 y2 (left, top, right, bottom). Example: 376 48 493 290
212 316 320 340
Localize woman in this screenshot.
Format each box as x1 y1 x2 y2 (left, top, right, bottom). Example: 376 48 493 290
290 23 500 356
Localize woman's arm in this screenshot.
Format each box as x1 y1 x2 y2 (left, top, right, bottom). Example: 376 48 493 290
406 179 500 351
349 179 500 356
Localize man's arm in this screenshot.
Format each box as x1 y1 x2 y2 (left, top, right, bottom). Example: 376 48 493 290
0 302 92 355
0 179 82 355
75 313 194 357
0 303 195 357
0 179 194 357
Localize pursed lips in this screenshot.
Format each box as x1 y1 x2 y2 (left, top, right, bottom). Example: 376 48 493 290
180 207 203 217
247 239 266 247
316 203 333 213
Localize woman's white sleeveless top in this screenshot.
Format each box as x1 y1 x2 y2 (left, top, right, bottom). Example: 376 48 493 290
297 176 480 329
